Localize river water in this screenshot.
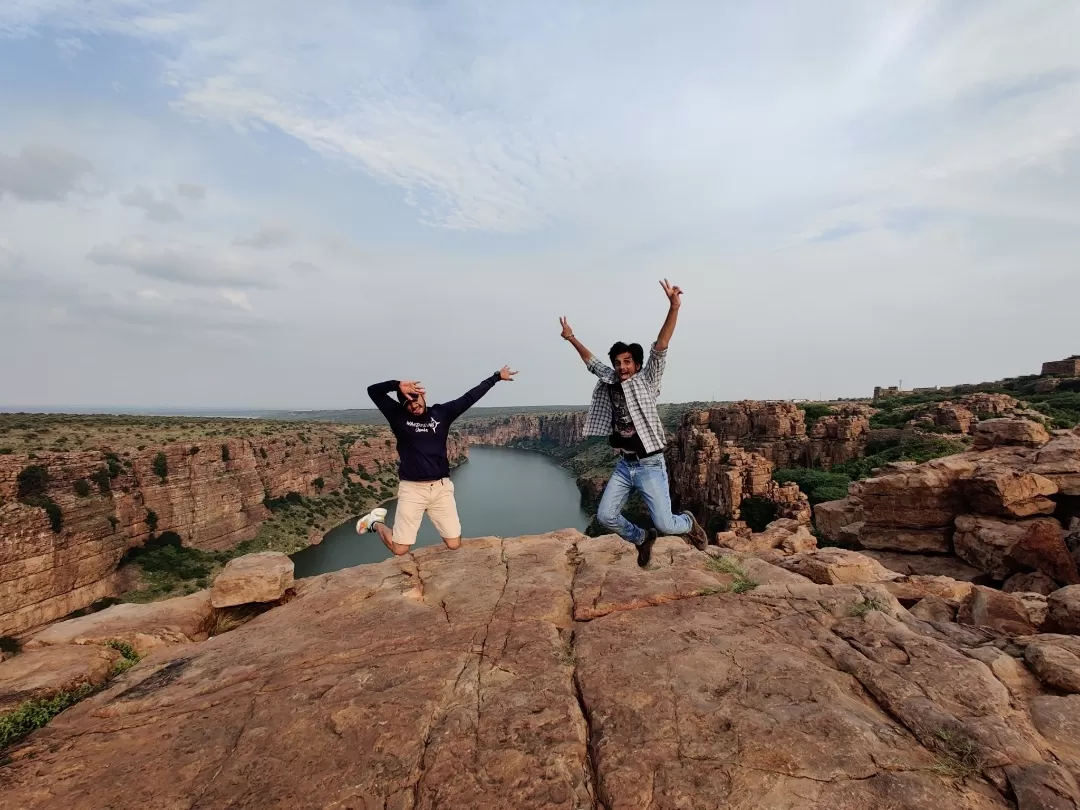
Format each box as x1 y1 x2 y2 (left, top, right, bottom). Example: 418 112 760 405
291 445 591 577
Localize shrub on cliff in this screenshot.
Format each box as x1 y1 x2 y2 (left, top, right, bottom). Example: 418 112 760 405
152 451 168 482
831 435 968 481
73 479 91 498
773 468 851 505
739 497 776 533
312 477 325 492
90 467 111 495
16 465 49 499
23 495 62 533
221 444 230 462
797 403 833 429
146 510 159 533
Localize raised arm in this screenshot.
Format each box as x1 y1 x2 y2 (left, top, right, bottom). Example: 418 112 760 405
367 379 424 420
559 317 594 365
654 279 682 352
441 366 518 422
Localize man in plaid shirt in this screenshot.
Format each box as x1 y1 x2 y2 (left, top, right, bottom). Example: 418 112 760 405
560 280 708 566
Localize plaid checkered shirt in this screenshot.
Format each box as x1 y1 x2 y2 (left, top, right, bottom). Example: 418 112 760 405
583 343 668 454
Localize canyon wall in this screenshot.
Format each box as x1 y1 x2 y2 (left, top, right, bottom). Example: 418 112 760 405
0 429 467 636
461 412 585 448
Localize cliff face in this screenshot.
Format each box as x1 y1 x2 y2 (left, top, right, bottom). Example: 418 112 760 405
461 412 585 448
706 401 870 469
7 532 1080 809
0 428 461 636
668 411 811 530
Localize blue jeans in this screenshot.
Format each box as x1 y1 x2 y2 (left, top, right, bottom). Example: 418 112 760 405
596 455 692 545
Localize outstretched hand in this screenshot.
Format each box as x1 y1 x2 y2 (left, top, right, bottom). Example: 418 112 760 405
559 316 574 340
660 278 683 309
499 366 518 382
398 380 425 401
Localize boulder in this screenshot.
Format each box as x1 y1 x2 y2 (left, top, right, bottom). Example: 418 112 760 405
1003 571 1059 596
1026 643 1080 693
1048 585 1080 634
0 644 121 712
882 575 974 607
909 596 957 623
855 526 953 553
859 550 984 581
714 519 816 556
211 552 294 609
1031 431 1080 495
852 456 975 529
814 497 860 542
778 548 901 585
973 419 1051 450
954 515 1079 586
962 466 1058 518
26 591 214 657
958 586 1036 636
1016 593 1049 629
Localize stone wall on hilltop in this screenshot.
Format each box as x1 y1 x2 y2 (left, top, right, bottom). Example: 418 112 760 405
0 428 420 636
461 412 585 448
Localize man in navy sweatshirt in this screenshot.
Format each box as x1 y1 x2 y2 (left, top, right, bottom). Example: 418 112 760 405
357 366 517 555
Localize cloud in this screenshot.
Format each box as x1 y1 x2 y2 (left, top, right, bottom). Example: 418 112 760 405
0 145 92 202
118 185 184 222
234 224 291 249
176 182 205 200
87 237 275 288
220 289 253 311
289 260 320 273
136 288 163 300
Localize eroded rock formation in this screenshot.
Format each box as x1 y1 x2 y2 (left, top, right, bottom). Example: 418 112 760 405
668 412 811 530
4 533 1080 809
816 422 1080 593
461 412 585 448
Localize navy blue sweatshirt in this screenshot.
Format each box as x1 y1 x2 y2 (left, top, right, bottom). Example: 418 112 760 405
367 373 501 481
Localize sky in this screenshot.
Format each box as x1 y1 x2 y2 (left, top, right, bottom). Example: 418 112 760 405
1 1 1078 410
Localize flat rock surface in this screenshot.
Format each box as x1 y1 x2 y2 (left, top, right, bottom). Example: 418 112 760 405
3 530 1080 809
0 644 120 712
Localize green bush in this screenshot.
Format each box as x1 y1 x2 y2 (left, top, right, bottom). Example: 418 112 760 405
189 446 200 455
73 478 91 498
16 465 50 499
0 685 94 750
90 467 112 494
798 403 833 429
832 436 968 481
146 510 159 533
221 444 230 462
739 497 776 533
152 451 168 482
259 447 268 460
312 477 325 492
0 447 13 454
773 468 851 505
104 453 122 478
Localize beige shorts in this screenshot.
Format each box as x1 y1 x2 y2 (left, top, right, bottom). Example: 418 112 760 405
392 478 461 546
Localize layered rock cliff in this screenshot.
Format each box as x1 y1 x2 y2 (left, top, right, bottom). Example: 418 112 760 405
461 412 585 448
5 532 1080 809
0 429 467 636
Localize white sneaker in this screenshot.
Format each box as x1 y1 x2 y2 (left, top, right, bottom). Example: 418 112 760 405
356 507 388 535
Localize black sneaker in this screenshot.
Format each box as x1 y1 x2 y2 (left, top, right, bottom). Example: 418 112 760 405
682 511 708 550
637 529 658 568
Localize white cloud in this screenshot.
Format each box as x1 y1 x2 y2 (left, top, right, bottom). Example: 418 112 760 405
136 288 163 300
234 223 290 249
176 182 205 200
87 237 275 288
220 289 253 311
0 145 93 202
118 185 183 222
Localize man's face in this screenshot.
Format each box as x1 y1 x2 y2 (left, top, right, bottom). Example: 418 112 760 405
613 352 640 382
405 393 427 415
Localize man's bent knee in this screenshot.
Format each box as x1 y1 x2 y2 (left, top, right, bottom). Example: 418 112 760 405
442 536 461 550
654 515 683 536
596 508 621 531
391 543 412 556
